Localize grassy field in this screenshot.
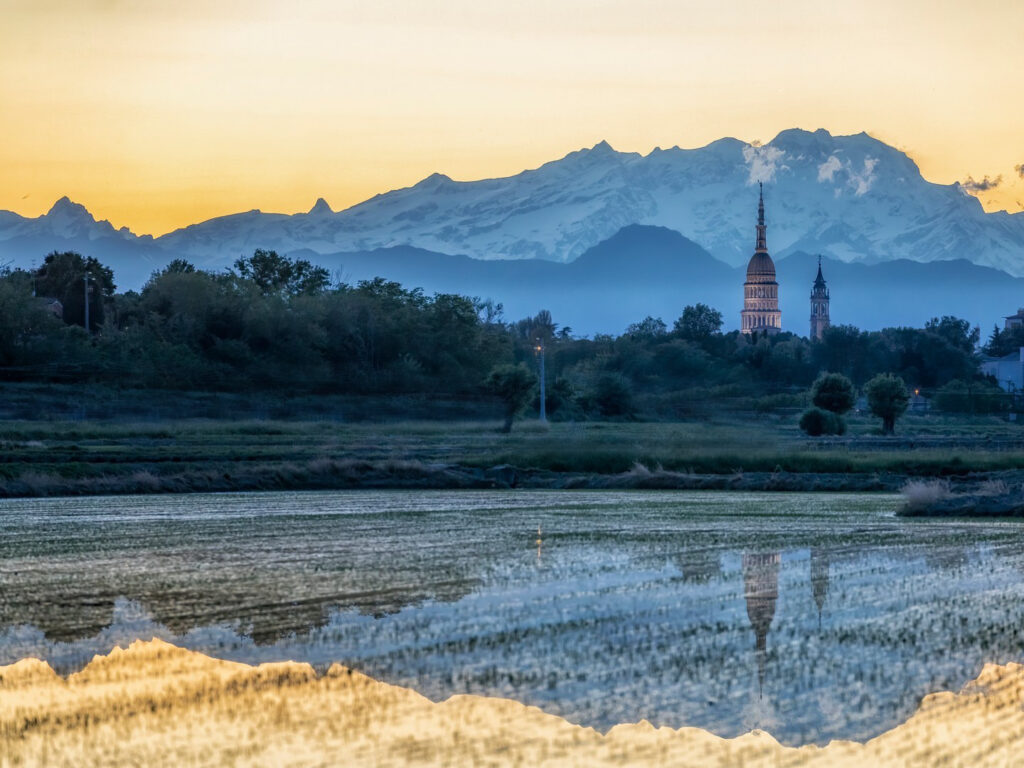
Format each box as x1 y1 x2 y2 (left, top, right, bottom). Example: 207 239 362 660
1 411 1023 497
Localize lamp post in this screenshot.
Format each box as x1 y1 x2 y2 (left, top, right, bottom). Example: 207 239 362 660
83 271 91 333
534 339 546 423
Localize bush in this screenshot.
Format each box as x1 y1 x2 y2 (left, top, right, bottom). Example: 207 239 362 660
799 406 845 436
900 479 951 512
811 372 855 415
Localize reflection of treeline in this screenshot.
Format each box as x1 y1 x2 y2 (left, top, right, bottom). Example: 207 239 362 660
0 250 995 418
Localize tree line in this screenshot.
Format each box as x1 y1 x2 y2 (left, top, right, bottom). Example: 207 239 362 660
0 249 1003 425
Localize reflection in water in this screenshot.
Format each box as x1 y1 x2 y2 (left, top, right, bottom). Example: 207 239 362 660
7 638 1024 767
810 547 830 630
4 489 1024 746
743 552 780 697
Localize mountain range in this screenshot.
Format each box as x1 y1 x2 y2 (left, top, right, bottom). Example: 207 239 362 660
1 128 1022 334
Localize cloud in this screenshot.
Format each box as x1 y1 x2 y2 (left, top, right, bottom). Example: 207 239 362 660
848 157 879 196
1016 164 1024 179
817 155 842 182
816 155 878 195
742 144 786 184
961 174 1003 192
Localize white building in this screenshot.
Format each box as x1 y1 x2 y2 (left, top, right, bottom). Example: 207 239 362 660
981 347 1024 392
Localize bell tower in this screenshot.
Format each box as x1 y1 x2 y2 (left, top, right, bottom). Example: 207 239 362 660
810 256 830 340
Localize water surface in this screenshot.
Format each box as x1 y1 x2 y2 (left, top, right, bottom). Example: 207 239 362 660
2 489 1023 745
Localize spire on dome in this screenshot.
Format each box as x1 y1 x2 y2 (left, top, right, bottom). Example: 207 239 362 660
755 182 767 253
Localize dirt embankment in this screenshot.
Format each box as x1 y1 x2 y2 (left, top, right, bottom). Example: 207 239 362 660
6 458 1024 498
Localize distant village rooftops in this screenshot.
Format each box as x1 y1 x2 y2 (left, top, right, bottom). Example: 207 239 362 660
1004 308 1024 329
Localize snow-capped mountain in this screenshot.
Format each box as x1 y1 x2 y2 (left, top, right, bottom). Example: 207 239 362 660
2 128 1023 280
0 197 166 287
150 127 1024 274
1 196 135 245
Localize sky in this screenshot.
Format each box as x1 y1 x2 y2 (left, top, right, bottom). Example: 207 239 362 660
1 0 1022 236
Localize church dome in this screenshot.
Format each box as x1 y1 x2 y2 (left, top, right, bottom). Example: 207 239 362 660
746 251 777 281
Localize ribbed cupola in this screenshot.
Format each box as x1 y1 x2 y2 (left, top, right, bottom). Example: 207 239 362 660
741 183 782 336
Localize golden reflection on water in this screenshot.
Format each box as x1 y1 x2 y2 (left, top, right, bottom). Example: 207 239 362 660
2 640 1024 767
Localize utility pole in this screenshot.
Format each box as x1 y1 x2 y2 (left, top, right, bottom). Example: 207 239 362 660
83 271 91 333
535 339 546 422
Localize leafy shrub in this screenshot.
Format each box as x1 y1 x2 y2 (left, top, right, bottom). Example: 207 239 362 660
799 406 845 436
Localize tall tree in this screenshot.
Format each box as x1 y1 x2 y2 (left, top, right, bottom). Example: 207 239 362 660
674 303 723 341
865 373 910 435
234 249 330 296
485 363 537 433
811 373 856 415
34 251 115 331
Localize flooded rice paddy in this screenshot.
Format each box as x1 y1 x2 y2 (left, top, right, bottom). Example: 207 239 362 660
2 489 1024 745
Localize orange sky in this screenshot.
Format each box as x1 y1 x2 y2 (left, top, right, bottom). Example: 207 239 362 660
2 0 1022 235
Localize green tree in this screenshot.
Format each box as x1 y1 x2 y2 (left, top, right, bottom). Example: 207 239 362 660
584 373 635 418
149 258 196 283
0 269 63 365
865 373 910 434
811 372 856 415
674 303 723 341
485 363 537 433
234 249 330 296
934 378 1009 415
625 316 667 341
34 251 115 331
925 315 980 354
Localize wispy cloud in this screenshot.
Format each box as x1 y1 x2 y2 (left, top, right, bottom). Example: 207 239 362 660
817 154 879 196
848 157 879 196
742 144 786 184
817 155 842 182
962 174 1003 192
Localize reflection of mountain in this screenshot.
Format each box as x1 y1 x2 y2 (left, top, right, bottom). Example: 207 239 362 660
0 577 479 645
743 552 780 696
810 548 830 630
1 548 479 645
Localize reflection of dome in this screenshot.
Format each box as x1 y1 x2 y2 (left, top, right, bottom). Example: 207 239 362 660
810 548 830 629
743 551 780 696
746 251 777 281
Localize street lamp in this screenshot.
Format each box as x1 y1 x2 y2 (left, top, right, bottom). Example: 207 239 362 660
83 271 91 333
534 339 546 423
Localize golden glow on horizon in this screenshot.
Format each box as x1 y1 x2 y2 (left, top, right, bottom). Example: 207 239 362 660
2 0 1023 235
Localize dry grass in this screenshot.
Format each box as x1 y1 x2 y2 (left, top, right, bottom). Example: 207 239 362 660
900 479 953 512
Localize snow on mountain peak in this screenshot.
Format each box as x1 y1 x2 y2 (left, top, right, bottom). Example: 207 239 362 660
308 197 333 215
10 130 1024 279
46 196 93 220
